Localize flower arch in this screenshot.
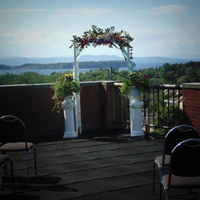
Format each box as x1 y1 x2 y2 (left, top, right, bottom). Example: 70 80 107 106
70 25 134 136
70 25 134 60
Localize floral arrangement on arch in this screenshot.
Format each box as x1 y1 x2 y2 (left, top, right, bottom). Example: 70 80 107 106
70 25 134 60
120 71 150 93
51 73 81 112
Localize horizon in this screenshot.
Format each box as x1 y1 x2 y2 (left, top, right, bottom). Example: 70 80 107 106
0 0 200 59
1 55 200 60
1 55 200 67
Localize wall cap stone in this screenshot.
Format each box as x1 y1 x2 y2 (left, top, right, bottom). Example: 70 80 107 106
0 81 119 88
182 82 200 89
0 83 53 89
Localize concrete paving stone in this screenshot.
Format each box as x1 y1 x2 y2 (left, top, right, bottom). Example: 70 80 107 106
57 168 111 185
113 152 158 165
65 190 130 200
102 173 151 189
127 160 154 173
20 185 83 200
96 164 139 177
66 179 121 196
85 149 125 159
1 132 197 200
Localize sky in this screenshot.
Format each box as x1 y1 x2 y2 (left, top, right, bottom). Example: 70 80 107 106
0 0 200 59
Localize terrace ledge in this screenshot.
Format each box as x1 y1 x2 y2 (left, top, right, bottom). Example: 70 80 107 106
0 81 119 88
182 82 200 89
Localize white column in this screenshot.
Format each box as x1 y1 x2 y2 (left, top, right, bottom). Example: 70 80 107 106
62 96 77 139
129 86 144 137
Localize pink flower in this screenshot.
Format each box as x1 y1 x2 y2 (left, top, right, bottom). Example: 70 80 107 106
143 74 148 80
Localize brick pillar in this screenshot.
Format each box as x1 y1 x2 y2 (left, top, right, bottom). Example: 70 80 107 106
182 83 200 132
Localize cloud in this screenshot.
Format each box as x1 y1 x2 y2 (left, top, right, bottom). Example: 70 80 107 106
8 8 45 13
79 8 113 16
0 30 45 45
153 5 187 15
58 8 114 16
1 7 113 16
0 30 71 45
134 29 163 36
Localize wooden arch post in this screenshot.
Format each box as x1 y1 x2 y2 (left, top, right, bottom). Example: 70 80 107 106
72 36 82 135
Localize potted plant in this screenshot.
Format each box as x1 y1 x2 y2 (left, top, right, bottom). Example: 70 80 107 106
52 73 81 139
117 70 150 137
52 73 81 112
120 71 150 93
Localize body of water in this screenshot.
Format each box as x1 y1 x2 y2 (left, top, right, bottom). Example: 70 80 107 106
0 63 162 75
0 67 129 75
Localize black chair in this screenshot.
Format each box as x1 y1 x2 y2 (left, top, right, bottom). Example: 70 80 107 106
153 125 199 198
161 138 200 200
0 154 14 190
0 115 37 180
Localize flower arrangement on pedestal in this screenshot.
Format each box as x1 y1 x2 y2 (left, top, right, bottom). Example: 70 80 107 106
51 73 81 112
70 25 134 60
120 71 150 93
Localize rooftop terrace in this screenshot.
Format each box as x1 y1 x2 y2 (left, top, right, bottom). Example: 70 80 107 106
1 82 200 199
1 130 199 200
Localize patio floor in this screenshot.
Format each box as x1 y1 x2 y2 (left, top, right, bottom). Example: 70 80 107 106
0 129 199 200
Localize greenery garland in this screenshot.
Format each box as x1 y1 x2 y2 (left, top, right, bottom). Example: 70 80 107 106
70 25 134 60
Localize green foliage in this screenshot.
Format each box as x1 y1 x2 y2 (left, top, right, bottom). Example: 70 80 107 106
51 74 81 112
0 61 200 85
52 74 81 98
154 105 183 135
120 71 150 93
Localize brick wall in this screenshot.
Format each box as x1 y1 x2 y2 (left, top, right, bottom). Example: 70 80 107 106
0 81 119 137
182 83 200 132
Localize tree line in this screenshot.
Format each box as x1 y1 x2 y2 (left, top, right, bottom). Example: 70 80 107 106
0 61 199 85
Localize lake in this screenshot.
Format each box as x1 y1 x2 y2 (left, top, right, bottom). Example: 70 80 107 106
0 62 161 75
0 67 128 75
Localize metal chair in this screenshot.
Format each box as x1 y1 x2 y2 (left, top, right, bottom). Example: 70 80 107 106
161 138 200 200
0 154 14 190
0 115 37 180
153 125 199 199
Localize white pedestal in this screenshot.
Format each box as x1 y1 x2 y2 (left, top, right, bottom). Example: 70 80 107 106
62 96 78 139
129 86 144 137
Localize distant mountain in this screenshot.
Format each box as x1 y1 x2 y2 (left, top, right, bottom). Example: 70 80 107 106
0 55 199 67
133 57 194 64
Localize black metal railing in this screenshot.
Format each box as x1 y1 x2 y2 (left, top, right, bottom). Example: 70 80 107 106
143 84 183 136
115 84 183 137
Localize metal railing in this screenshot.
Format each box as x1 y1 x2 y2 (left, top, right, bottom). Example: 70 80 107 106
115 84 183 137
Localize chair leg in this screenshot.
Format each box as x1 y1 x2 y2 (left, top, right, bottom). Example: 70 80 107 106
27 148 33 180
34 147 37 175
0 167 3 191
164 188 168 200
153 162 155 193
160 182 162 200
198 188 200 199
27 146 37 181
10 160 14 191
0 159 14 191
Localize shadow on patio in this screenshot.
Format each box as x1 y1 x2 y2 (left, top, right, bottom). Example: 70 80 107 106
1 130 199 200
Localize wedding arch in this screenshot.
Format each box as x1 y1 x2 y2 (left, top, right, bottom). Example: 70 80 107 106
70 25 135 135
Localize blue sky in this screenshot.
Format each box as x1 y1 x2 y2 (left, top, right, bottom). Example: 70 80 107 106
0 0 200 59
